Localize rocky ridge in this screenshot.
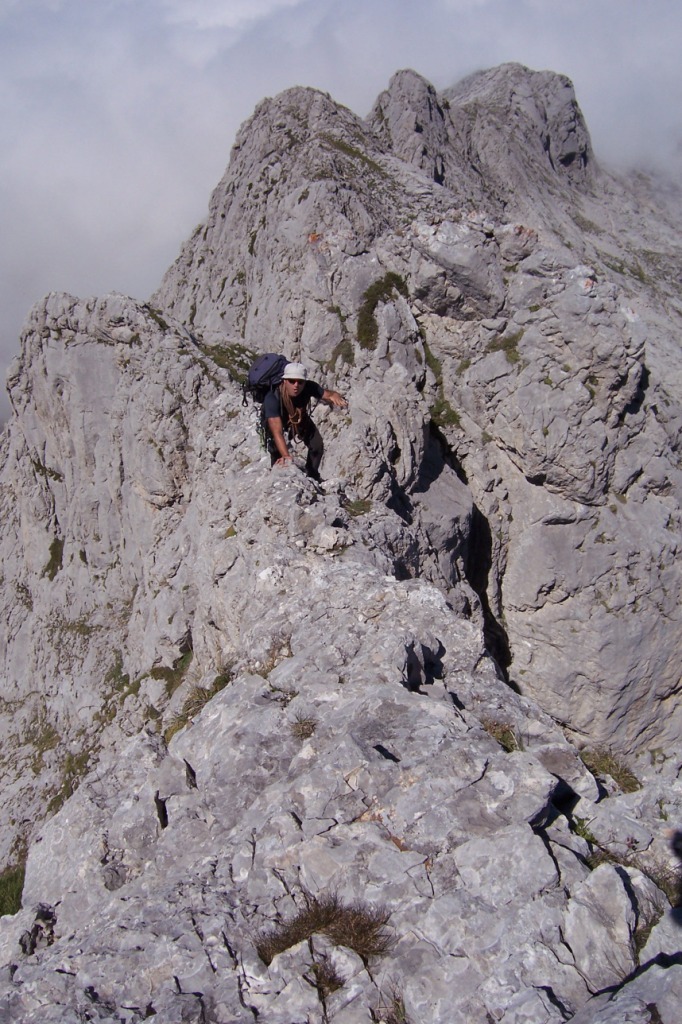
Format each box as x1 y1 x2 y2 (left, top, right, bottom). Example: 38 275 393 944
152 64 682 751
0 63 680 1022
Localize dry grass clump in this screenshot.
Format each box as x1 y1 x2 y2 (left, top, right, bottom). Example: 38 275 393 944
291 713 317 740
305 953 345 999
372 982 410 1024
164 669 233 743
585 847 680 908
633 901 667 956
481 717 522 753
630 858 681 910
579 748 640 793
256 892 394 965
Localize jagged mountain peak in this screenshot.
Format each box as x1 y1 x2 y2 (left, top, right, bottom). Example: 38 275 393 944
365 62 594 212
231 82 362 159
370 65 445 121
367 68 451 185
445 61 595 187
154 61 600 348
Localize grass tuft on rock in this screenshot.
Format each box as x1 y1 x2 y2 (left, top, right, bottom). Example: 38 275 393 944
423 339 461 429
579 748 641 793
306 954 345 999
481 717 522 752
164 669 233 743
43 537 64 581
291 713 317 740
150 650 194 700
343 498 372 517
357 273 408 350
256 892 394 965
373 982 410 1024
194 340 256 383
0 863 25 917
486 328 524 364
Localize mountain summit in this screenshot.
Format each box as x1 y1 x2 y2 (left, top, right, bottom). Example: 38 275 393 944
0 64 681 1023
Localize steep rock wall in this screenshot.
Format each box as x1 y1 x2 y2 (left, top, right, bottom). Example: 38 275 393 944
152 66 682 752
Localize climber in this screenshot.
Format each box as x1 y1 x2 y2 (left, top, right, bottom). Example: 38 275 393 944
262 362 347 481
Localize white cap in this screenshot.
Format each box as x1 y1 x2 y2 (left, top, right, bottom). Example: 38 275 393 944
282 362 308 380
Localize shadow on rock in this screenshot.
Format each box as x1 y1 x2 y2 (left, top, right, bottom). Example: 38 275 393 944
466 504 513 681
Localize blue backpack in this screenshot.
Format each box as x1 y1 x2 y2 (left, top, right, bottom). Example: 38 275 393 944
242 353 288 406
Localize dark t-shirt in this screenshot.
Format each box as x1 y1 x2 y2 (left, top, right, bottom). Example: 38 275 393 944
262 381 324 432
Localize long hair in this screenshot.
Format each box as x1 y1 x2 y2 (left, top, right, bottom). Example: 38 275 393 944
280 383 309 440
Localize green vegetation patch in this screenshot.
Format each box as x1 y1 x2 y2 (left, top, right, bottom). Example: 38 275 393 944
105 651 134 696
343 498 372 518
145 306 170 331
570 812 680 926
572 815 598 845
46 746 94 816
481 717 522 753
423 340 461 430
320 134 386 177
357 273 408 350
328 337 355 369
601 256 650 285
326 307 354 370
93 652 141 729
195 340 256 383
485 329 524 364
579 748 641 793
424 340 443 380
572 211 603 235
31 459 64 483
0 863 25 917
150 650 194 699
429 395 461 429
27 716 61 774
43 537 64 581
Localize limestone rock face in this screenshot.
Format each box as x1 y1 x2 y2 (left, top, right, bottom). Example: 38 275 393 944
0 62 682 1023
0 293 210 862
444 62 595 190
151 62 682 753
1 489 681 1021
368 63 594 221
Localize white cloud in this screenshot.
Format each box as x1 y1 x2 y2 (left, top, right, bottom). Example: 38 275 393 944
159 0 306 31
